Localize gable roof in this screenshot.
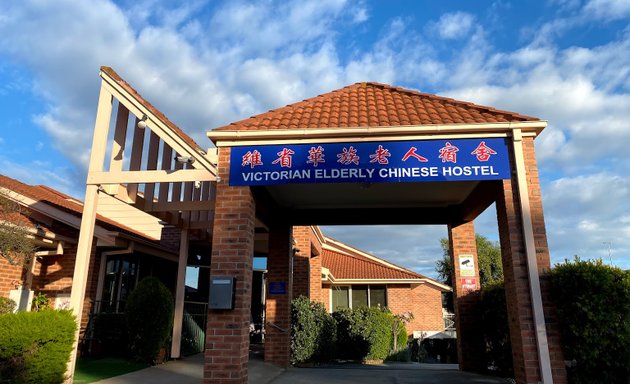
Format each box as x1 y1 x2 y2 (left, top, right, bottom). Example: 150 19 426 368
0 174 153 242
212 82 539 133
100 66 205 153
321 236 450 291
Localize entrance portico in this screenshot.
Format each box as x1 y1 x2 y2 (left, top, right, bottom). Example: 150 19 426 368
71 71 566 384
206 82 566 384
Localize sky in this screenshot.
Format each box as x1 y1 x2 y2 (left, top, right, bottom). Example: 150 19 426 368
1 0 629 278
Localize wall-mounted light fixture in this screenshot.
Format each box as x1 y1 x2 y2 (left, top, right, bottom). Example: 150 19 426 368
137 115 148 129
175 155 195 164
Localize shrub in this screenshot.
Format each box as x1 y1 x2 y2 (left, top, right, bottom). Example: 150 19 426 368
31 293 49 312
290 296 336 364
125 277 174 364
479 282 512 376
0 309 76 383
334 306 395 361
0 297 16 314
550 258 630 384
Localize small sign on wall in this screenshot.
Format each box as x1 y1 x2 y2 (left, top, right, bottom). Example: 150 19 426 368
269 282 287 295
458 254 475 277
461 277 477 291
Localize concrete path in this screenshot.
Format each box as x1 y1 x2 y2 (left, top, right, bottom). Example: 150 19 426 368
92 354 510 384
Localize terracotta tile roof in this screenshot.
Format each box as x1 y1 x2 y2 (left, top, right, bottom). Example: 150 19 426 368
214 82 539 131
0 174 151 240
322 248 425 281
100 66 204 152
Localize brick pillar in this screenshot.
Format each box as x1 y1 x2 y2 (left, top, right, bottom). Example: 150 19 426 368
309 251 323 304
205 147 256 384
292 226 310 299
448 220 484 372
264 225 293 367
496 137 567 384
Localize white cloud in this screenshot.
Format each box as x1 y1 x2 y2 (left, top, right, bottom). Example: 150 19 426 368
583 0 630 20
432 12 475 39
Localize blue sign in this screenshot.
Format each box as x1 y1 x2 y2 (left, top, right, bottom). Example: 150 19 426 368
229 138 511 186
268 282 287 295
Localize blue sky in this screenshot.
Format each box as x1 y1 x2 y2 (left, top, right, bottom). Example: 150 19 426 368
1 0 629 277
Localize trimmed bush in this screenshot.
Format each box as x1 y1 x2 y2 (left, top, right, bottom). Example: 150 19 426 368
0 309 76 383
479 282 512 376
125 277 174 364
334 306 395 361
550 258 630 384
0 297 16 314
290 296 336 364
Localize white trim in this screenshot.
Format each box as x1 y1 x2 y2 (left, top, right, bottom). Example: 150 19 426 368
512 129 553 384
207 121 546 145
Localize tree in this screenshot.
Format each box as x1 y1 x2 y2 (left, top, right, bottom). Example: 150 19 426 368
435 234 503 288
0 193 35 266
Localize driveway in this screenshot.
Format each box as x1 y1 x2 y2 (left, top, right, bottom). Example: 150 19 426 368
267 364 510 384
94 354 510 384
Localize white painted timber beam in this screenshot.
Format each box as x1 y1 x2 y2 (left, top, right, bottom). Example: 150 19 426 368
66 83 113 382
87 169 216 185
171 229 189 358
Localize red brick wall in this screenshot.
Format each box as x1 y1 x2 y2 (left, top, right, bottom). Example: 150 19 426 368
386 284 444 335
448 221 484 371
0 257 27 298
292 226 310 299
321 283 444 334
265 226 292 367
205 147 255 384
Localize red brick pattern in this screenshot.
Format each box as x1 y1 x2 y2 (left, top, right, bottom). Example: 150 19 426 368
448 221 485 371
292 226 310 299
205 147 255 384
497 138 567 384
387 284 444 334
0 257 27 299
265 226 293 367
215 83 538 132
309 253 323 303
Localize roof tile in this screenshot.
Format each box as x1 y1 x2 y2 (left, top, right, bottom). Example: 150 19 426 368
214 82 539 131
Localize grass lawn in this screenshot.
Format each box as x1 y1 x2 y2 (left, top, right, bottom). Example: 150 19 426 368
73 357 148 383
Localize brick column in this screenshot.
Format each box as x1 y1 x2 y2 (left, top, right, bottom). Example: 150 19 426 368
309 252 323 304
448 220 484 371
265 225 293 367
205 147 256 384
292 226 310 299
496 136 566 384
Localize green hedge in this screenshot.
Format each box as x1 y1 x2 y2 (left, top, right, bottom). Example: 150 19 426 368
0 309 76 383
125 277 174 364
550 258 630 384
479 282 512 376
291 298 404 363
333 306 395 361
290 296 336 364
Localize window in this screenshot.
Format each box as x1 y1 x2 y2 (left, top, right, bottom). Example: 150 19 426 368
331 285 387 311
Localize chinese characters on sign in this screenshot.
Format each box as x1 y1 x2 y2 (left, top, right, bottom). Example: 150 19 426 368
229 138 510 186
